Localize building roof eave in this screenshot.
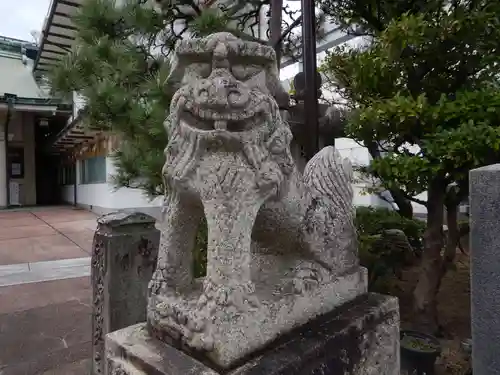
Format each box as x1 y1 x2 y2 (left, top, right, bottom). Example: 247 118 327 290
51 107 104 153
33 0 83 77
0 95 72 113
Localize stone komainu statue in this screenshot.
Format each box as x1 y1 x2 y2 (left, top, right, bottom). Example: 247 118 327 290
147 32 367 369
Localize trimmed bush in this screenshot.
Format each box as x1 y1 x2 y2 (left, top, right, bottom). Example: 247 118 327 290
356 206 425 253
356 206 426 290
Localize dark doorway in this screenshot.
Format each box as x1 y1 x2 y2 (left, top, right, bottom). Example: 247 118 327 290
34 115 66 205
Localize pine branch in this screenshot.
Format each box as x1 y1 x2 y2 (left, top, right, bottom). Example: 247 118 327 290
275 15 301 49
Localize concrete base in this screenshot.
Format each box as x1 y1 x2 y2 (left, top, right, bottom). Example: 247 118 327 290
106 293 400 375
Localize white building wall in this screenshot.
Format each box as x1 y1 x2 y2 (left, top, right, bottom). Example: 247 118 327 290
335 138 389 208
61 156 163 218
335 138 428 214
73 92 86 117
410 193 428 215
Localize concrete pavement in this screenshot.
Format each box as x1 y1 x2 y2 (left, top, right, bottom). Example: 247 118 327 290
0 257 90 287
0 207 96 375
0 277 92 375
0 207 95 265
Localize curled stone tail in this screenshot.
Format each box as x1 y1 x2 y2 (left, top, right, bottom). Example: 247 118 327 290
303 146 354 213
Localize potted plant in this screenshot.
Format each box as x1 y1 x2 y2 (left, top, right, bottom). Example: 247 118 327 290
401 330 441 375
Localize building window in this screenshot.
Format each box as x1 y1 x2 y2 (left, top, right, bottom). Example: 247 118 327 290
80 156 107 184
60 164 76 185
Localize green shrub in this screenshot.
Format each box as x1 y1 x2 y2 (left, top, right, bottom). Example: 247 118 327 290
356 206 426 291
355 206 426 253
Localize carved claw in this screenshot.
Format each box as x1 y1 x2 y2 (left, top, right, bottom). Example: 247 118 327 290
188 332 215 352
200 280 261 311
292 266 321 294
148 278 162 295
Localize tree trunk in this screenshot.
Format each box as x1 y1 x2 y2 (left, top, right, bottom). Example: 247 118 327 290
458 220 470 254
412 180 445 334
442 203 459 274
367 142 414 219
388 188 414 219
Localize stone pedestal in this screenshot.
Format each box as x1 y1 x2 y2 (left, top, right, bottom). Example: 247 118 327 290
106 294 399 375
148 266 368 368
92 211 160 375
470 164 500 375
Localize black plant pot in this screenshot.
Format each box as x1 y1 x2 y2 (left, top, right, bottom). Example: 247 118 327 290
401 330 441 375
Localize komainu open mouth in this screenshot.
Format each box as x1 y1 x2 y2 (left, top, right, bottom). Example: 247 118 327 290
180 110 263 133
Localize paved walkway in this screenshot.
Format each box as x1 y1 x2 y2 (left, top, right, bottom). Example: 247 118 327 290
0 207 95 266
0 206 96 375
0 257 90 287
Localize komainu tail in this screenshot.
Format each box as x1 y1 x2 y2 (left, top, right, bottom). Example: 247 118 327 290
303 146 354 213
303 146 358 271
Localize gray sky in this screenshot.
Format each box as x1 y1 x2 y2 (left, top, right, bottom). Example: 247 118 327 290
0 0 51 42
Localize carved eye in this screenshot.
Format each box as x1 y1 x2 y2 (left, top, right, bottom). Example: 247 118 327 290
184 63 211 81
231 64 262 81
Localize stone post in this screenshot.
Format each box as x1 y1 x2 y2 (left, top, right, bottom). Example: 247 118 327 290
91 211 160 375
470 164 500 375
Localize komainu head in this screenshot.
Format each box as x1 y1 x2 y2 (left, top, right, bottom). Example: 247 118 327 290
163 33 295 199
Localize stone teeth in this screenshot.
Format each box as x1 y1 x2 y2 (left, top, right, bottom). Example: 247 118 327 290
215 120 228 130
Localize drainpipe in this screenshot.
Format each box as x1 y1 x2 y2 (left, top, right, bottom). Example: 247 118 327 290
3 94 16 208
73 159 77 207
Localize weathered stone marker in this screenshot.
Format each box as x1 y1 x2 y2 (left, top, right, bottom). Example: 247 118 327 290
470 164 500 375
91 211 159 375
105 32 399 375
